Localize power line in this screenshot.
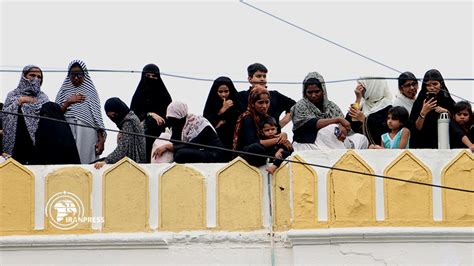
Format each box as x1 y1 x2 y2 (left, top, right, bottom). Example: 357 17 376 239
1 109 473 194
239 0 402 74
2 67 473 102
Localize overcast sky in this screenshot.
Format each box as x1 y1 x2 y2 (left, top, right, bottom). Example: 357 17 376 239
1 0 472 155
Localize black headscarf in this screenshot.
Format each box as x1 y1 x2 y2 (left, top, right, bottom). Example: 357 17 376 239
203 76 244 121
33 102 80 164
105 97 130 129
130 64 172 121
409 69 455 148
203 77 244 150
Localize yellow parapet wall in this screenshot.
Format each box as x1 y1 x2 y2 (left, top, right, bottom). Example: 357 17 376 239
44 167 92 234
216 157 263 230
159 164 206 231
0 160 34 235
328 151 375 223
102 158 149 232
442 150 474 222
384 151 433 222
0 150 473 236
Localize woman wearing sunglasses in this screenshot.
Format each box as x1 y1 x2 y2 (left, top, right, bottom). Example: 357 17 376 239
55 60 106 164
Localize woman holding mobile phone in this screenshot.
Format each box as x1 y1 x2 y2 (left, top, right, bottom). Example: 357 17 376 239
409 69 455 148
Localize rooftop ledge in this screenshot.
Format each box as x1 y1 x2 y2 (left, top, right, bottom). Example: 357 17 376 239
0 228 472 250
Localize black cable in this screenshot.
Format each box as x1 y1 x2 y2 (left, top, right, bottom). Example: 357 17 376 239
1 69 472 103
1 110 472 194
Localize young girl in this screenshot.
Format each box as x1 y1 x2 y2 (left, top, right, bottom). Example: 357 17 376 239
450 101 474 151
259 116 293 174
370 106 410 149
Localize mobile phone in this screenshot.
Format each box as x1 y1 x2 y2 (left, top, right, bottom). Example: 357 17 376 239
426 92 437 101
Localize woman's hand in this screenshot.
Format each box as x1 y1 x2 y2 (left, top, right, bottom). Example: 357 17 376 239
420 98 437 116
94 161 106 169
218 99 234 115
95 132 106 155
149 112 165 126
68 93 86 104
275 149 283 159
215 120 226 129
348 106 365 122
435 106 448 113
18 96 37 106
277 132 288 143
354 83 364 100
369 144 383 149
338 118 351 130
152 143 173 159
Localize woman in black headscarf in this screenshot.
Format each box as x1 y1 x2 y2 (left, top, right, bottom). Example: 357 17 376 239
203 76 243 152
409 69 455 148
94 97 146 169
130 64 172 163
33 102 80 164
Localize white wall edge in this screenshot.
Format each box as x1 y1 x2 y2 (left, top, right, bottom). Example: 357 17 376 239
0 233 168 250
0 230 290 251
287 227 474 245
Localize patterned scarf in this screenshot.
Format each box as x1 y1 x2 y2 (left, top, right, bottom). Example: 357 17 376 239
55 60 105 129
166 101 214 142
2 65 49 155
291 72 344 130
232 86 270 150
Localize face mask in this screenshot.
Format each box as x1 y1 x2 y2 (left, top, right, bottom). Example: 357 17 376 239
20 76 41 95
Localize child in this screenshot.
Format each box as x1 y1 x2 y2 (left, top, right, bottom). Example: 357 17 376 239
259 116 293 174
450 101 474 151
370 106 410 149
239 63 296 131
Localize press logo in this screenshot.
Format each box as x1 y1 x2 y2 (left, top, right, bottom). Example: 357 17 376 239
45 191 103 230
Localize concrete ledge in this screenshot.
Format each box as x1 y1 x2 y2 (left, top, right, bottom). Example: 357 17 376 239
287 227 474 245
0 230 291 250
0 233 168 250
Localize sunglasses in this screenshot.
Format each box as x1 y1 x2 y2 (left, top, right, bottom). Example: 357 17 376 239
69 72 84 78
402 81 417 89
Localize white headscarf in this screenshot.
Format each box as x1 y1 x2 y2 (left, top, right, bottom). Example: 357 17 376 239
393 92 414 114
166 101 214 142
358 77 393 116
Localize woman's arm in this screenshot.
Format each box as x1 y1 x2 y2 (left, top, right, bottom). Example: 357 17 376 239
316 117 350 130
104 120 133 164
415 98 437 130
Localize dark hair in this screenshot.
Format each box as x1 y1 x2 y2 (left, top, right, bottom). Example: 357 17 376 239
453 101 472 115
68 62 84 76
398 71 417 89
303 78 322 93
453 101 473 126
388 106 409 127
259 116 277 129
247 63 268 77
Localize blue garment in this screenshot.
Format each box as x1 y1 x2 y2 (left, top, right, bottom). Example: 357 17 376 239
381 128 409 149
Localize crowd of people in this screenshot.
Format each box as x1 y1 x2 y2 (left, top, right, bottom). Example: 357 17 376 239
1 61 473 173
